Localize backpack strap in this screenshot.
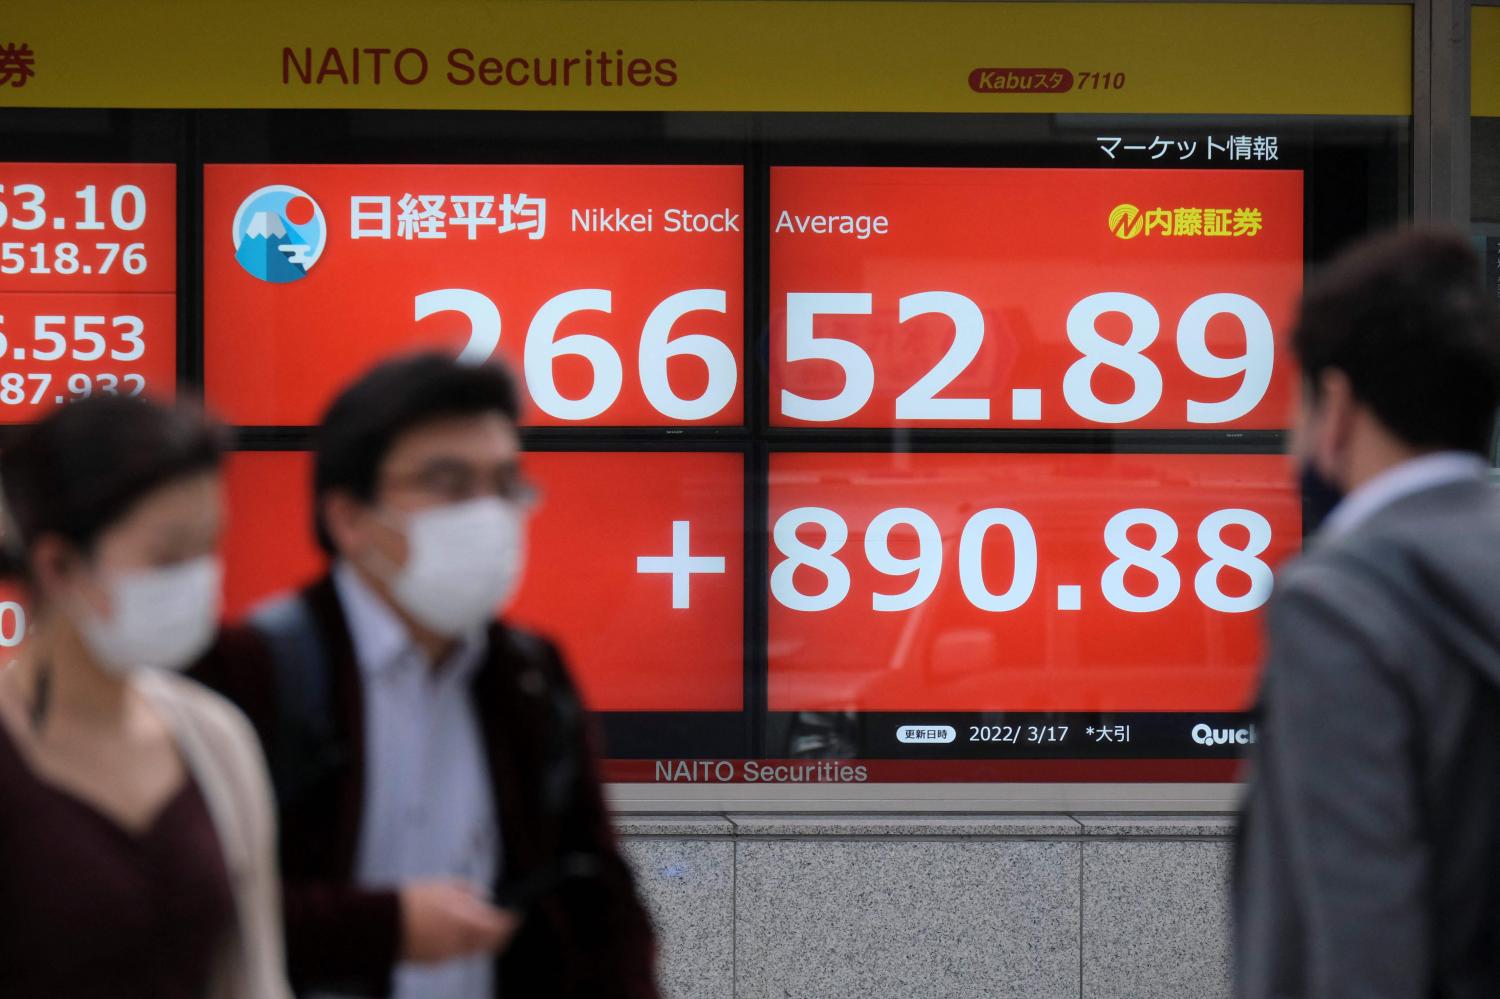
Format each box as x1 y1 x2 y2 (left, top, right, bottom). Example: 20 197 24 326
247 594 348 806
493 627 584 816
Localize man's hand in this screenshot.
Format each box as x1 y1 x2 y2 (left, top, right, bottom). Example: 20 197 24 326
399 880 520 963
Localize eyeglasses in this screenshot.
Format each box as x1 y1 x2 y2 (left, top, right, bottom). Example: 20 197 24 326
381 460 540 508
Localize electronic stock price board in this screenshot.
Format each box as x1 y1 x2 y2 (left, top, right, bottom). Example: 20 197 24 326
196 158 1313 782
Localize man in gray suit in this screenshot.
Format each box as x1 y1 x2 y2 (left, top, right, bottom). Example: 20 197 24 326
1236 229 1500 998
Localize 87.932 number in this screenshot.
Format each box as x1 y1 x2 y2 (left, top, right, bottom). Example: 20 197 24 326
0 372 145 406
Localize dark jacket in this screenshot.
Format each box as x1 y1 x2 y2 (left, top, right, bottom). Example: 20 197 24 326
1235 479 1500 998
193 576 659 999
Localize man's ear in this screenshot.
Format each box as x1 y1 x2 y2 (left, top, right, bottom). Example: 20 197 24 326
320 490 369 559
1313 368 1357 476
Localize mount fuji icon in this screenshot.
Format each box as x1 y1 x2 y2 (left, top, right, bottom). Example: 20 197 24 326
236 210 310 283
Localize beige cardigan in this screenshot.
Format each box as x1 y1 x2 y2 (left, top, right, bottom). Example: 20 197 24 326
135 670 292 999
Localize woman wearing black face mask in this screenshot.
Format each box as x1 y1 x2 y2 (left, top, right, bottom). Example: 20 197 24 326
0 396 290 999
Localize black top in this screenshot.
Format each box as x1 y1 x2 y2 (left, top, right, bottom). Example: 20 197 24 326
0 718 235 999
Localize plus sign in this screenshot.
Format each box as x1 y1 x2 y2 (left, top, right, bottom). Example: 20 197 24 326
636 520 726 609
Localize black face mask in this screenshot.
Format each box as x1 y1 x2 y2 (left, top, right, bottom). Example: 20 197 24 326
1299 459 1345 539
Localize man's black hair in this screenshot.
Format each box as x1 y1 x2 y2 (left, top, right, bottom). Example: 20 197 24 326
1292 227 1500 455
313 353 521 554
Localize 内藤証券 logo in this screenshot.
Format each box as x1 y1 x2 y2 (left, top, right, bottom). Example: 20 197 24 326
1110 203 1264 240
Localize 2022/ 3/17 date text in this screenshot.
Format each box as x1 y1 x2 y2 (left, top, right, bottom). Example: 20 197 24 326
969 725 1071 744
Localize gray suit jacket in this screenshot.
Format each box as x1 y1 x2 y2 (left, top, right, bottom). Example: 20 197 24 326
1235 478 1500 998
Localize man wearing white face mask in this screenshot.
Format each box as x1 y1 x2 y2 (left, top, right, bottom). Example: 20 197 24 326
195 355 659 999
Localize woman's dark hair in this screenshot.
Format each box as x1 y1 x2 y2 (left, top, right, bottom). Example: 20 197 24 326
313 353 521 554
1292 227 1500 454
0 396 225 573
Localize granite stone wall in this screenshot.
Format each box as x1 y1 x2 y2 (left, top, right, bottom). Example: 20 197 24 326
615 814 1235 999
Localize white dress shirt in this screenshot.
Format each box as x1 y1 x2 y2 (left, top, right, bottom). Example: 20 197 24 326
1320 451 1490 541
328 561 500 999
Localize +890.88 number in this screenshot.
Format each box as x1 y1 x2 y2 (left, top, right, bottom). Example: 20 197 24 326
772 505 1275 615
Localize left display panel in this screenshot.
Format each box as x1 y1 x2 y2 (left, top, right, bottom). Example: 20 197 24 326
202 163 745 429
0 163 177 421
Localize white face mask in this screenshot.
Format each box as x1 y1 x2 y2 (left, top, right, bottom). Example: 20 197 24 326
73 555 223 674
384 497 526 638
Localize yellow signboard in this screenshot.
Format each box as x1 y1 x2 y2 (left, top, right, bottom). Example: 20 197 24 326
0 1 1411 115
1476 7 1500 118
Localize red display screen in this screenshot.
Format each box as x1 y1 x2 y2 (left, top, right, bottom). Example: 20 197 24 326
0 164 177 421
223 450 745 713
203 164 744 427
770 167 1302 429
0 99 1410 784
201 162 1314 778
768 452 1299 713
